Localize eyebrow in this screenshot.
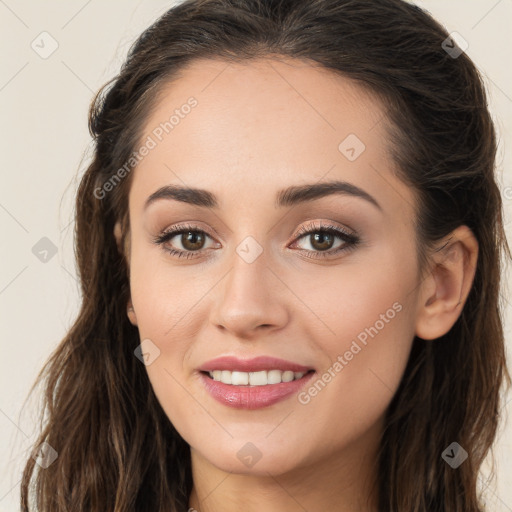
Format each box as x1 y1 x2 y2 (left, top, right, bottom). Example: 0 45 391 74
144 180 382 212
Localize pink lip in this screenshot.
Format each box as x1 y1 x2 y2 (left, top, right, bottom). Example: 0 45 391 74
197 355 314 373
199 370 316 410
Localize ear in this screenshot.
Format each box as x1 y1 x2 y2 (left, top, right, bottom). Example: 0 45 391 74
114 219 132 261
126 298 138 326
114 220 137 326
114 220 124 255
415 225 478 340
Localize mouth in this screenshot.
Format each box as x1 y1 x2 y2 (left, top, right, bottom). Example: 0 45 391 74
196 355 316 409
200 369 316 386
198 368 317 410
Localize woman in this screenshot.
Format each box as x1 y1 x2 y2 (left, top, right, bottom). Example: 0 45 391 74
20 0 511 510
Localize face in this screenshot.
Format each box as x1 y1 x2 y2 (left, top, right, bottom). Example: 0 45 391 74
121 57 424 477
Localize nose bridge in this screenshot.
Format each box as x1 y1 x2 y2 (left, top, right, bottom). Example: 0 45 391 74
228 234 268 297
210 234 289 336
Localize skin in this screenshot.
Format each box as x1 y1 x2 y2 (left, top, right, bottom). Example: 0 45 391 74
114 56 478 512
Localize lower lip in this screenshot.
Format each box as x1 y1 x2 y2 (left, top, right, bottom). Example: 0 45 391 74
199 371 316 410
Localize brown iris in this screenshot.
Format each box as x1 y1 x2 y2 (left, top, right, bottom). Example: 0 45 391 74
181 231 206 251
309 232 335 251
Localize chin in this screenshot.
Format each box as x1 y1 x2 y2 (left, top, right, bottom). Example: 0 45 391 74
192 437 310 476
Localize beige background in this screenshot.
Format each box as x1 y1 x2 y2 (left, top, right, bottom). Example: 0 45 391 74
0 1 511 510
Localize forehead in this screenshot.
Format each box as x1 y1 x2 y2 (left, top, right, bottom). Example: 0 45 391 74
129 56 414 219
142 56 385 151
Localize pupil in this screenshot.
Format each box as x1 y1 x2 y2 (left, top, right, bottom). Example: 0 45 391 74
312 232 333 251
183 231 204 250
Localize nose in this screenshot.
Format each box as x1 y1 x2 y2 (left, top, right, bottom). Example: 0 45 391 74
209 246 289 340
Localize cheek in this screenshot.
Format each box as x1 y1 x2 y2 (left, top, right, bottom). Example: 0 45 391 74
128 238 204 341
295 241 417 357
128 260 211 445
291 253 418 441
319 275 413 364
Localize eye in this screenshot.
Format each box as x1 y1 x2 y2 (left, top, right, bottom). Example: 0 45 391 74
151 223 218 259
290 220 360 260
151 220 360 260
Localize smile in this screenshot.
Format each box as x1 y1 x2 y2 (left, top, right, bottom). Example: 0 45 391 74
205 369 311 385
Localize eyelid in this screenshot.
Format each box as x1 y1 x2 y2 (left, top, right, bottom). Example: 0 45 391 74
293 219 357 241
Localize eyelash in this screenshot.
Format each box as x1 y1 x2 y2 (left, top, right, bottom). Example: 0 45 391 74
151 221 361 261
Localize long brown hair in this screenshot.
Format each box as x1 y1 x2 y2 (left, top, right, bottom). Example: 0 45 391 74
20 0 511 510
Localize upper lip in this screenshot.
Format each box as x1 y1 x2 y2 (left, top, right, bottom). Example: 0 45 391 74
197 356 314 373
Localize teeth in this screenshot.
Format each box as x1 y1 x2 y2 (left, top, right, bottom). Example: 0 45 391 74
249 370 267 385
207 369 307 385
231 371 249 385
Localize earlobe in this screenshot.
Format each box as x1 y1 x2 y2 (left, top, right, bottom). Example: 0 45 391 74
415 225 478 340
127 299 138 326
115 220 136 325
114 221 123 254
114 218 131 269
